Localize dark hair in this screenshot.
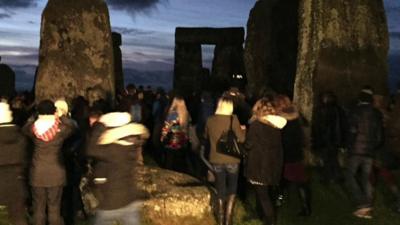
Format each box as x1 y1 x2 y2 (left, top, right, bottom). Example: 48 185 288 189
37 100 56 115
358 92 373 104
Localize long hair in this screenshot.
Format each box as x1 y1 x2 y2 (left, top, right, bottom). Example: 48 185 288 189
252 97 276 119
168 96 189 126
215 97 234 116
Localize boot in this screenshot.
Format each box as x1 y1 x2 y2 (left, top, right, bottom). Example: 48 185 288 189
224 195 236 225
215 198 224 225
297 184 312 216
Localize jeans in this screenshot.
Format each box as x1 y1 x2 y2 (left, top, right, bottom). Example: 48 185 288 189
94 201 142 225
213 163 239 200
346 155 373 208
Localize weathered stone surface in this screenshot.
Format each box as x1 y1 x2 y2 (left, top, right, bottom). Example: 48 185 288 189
212 44 245 92
137 166 214 225
174 27 245 94
0 59 16 98
244 0 299 98
35 0 115 103
112 32 124 93
293 0 389 122
174 43 203 94
175 27 244 45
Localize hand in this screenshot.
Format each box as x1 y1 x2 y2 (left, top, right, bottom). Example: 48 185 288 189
240 125 246 130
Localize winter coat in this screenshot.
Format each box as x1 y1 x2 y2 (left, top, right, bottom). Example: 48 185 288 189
348 103 383 157
23 116 75 187
244 116 287 185
312 104 347 150
204 115 245 165
0 124 28 203
87 113 149 210
282 118 304 163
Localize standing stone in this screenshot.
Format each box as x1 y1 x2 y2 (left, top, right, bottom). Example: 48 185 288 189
174 43 202 94
112 32 124 93
244 0 299 98
0 57 16 98
174 27 245 95
212 44 245 92
35 0 115 103
293 0 389 122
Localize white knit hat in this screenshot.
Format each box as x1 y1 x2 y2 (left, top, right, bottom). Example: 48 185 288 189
0 102 13 124
99 112 131 127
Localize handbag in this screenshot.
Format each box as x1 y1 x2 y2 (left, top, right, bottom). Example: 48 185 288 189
217 116 244 158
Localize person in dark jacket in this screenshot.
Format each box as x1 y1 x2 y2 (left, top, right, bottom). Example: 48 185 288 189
23 100 75 225
275 95 311 216
312 91 347 183
204 97 246 225
87 112 149 225
346 88 384 219
245 97 287 225
0 102 28 225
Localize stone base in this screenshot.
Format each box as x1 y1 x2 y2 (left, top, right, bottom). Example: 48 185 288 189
137 166 215 225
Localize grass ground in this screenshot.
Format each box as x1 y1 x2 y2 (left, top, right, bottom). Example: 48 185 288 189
1 169 399 225
234 171 400 225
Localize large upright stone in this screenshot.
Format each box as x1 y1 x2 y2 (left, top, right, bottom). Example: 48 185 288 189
244 0 299 98
0 58 16 98
293 0 389 122
35 0 115 103
112 32 124 93
174 27 245 94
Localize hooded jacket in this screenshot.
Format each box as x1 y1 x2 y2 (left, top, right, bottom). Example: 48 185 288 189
87 112 149 210
244 115 287 185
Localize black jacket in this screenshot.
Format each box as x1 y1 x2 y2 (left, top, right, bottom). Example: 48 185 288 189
87 122 147 210
23 116 75 187
0 124 28 203
348 103 383 157
244 119 284 185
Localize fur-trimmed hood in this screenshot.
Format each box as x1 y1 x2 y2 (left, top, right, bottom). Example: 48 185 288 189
0 102 13 124
97 123 149 145
99 112 131 128
259 115 287 129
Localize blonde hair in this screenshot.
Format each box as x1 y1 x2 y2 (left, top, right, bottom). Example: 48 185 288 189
215 97 234 116
169 97 189 126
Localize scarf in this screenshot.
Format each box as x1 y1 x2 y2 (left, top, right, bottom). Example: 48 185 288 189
32 115 61 142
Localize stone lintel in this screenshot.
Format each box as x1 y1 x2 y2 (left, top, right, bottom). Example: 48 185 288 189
175 27 244 45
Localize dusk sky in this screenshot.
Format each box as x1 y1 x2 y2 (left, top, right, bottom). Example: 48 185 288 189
0 0 399 90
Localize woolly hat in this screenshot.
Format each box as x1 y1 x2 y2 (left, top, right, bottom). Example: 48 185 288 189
0 102 13 124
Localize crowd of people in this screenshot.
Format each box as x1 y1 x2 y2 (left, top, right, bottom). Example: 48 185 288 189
0 84 399 225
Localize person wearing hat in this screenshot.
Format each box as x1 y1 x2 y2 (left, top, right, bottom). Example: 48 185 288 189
86 112 149 225
23 99 75 225
0 102 29 225
346 87 384 219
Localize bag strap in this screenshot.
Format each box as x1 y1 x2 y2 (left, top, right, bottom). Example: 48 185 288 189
229 115 233 131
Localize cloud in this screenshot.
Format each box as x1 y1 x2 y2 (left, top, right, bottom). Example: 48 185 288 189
0 12 10 19
112 26 155 35
106 0 167 17
0 0 37 9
